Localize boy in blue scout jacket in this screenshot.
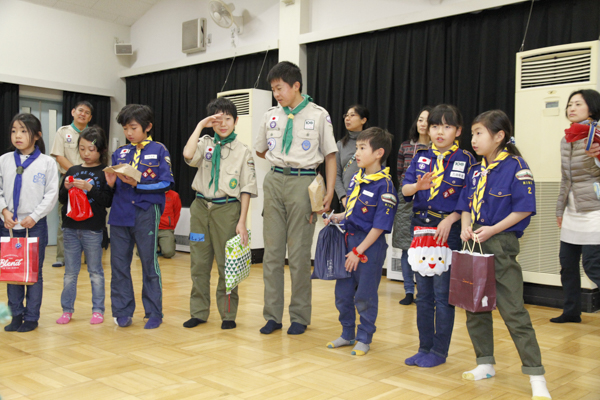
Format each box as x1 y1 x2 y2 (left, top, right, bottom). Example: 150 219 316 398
456 110 551 400
324 127 398 356
402 104 475 368
105 104 174 330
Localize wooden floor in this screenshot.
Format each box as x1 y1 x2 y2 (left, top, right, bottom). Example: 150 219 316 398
0 247 599 400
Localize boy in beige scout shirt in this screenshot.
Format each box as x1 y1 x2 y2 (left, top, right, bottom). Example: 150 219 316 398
50 100 93 268
183 97 257 330
255 61 337 335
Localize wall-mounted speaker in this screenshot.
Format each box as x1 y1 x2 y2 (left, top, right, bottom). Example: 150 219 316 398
115 43 133 55
182 18 207 54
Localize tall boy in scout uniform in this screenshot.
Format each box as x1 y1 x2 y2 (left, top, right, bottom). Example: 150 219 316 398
182 98 257 330
105 104 174 330
255 61 338 335
50 100 93 267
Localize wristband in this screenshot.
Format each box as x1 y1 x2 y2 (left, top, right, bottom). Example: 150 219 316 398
352 247 368 263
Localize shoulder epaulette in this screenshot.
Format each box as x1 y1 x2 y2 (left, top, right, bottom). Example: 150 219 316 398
466 162 481 174
511 155 529 169
416 148 429 153
267 105 278 111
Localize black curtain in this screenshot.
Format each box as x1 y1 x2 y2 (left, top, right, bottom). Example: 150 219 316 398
62 91 112 139
126 50 279 207
0 82 19 155
307 0 600 188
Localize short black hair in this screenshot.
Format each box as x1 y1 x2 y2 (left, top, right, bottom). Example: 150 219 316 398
566 89 600 120
341 104 370 147
74 100 94 116
266 61 303 92
78 125 109 165
409 106 432 142
207 97 238 120
116 104 154 133
9 113 45 153
357 127 393 162
428 104 463 128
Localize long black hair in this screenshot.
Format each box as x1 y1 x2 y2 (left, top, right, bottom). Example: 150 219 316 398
472 110 521 157
341 104 370 147
408 106 432 142
9 113 45 154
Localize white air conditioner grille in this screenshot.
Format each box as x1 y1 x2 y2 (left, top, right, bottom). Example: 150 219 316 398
518 182 561 274
520 48 592 89
221 93 250 116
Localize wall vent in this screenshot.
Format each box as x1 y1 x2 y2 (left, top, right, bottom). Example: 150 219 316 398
220 93 251 116
520 47 592 89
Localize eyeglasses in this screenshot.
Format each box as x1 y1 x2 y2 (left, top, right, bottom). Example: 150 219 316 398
343 113 358 119
76 108 92 116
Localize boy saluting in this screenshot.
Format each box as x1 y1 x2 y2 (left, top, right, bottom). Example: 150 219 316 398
255 61 337 335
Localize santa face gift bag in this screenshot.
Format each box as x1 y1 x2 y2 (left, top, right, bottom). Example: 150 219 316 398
0 234 39 285
407 226 453 277
448 241 496 313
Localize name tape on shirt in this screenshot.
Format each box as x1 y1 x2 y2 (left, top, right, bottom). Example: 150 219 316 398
515 169 534 181
144 154 158 159
452 161 466 172
417 156 431 165
450 171 465 179
362 190 374 197
304 120 315 130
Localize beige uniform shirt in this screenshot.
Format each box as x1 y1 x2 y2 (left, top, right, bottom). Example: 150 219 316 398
255 102 338 169
50 124 83 174
186 135 258 199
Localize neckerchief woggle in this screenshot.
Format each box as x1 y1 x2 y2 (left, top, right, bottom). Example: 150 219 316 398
130 136 153 168
345 167 391 218
428 140 459 201
281 94 312 154
471 148 510 224
12 146 42 222
209 132 237 194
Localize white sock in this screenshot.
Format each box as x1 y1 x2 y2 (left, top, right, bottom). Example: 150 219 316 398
462 364 495 380
530 375 551 399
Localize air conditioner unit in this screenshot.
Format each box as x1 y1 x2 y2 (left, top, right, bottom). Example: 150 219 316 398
514 40 599 290
174 88 272 254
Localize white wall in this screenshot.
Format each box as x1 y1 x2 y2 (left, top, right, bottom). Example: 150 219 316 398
0 0 130 145
127 0 279 73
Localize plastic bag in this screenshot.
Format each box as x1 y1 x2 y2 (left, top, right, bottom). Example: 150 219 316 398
66 177 93 221
312 224 350 280
224 230 252 294
407 226 452 277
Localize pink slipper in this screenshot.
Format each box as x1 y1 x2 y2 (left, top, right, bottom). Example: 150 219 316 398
56 312 72 324
90 313 104 324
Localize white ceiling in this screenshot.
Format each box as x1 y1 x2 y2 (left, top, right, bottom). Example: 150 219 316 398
19 0 163 26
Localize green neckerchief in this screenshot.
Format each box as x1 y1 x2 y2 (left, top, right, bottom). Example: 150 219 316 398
281 94 313 154
209 132 237 194
70 122 87 133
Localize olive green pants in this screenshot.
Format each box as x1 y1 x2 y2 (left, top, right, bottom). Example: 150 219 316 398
189 198 241 321
262 171 316 325
465 227 545 375
157 229 176 258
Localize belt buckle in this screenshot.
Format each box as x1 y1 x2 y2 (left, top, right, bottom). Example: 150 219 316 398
283 167 291 175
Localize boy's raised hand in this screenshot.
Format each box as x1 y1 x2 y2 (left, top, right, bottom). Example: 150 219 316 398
198 113 223 130
415 172 435 191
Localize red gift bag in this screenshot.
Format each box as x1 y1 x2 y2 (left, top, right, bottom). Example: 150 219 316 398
67 187 93 221
0 233 39 285
407 226 453 276
449 240 496 312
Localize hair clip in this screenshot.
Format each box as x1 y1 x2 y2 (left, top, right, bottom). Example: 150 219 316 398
92 139 97 145
509 136 516 145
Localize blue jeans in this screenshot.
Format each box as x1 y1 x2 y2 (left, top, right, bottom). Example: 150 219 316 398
412 213 460 358
1 218 48 322
335 231 387 344
400 251 415 294
61 228 105 313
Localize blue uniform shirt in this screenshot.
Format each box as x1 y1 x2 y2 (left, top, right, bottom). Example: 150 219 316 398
455 155 535 238
402 148 475 214
108 141 174 227
344 169 398 234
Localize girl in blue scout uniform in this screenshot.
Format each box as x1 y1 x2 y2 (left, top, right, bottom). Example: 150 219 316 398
0 114 58 332
325 127 398 356
402 104 475 368
105 104 174 330
456 110 551 400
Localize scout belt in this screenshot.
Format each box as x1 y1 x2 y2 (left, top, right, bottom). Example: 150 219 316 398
196 193 239 204
271 166 317 176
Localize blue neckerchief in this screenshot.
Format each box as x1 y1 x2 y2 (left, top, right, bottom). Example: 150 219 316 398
12 146 42 222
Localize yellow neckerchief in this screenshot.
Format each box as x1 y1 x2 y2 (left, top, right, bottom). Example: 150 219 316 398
428 140 459 200
471 148 509 224
131 136 153 168
345 167 391 218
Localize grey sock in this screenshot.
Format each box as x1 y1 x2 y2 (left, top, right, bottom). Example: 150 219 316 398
327 337 355 348
351 341 370 355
